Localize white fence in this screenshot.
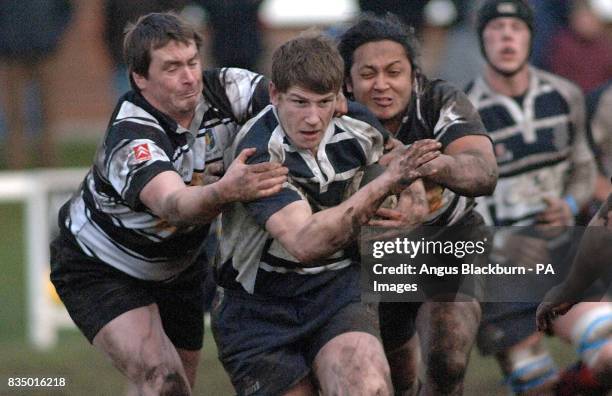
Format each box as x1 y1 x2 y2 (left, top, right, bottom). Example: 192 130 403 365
0 168 87 349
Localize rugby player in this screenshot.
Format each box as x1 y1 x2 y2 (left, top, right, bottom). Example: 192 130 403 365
49 12 288 395
212 32 442 395
467 1 612 394
338 13 498 395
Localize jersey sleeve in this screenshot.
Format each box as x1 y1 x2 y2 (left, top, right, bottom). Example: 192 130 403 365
425 79 490 147
233 113 302 227
105 137 175 209
205 67 270 124
346 100 389 143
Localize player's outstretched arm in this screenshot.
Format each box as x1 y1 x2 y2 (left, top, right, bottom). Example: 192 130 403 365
423 135 497 197
265 140 441 265
536 191 612 332
140 148 288 226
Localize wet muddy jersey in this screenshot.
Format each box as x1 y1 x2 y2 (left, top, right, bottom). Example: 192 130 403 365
466 67 595 226
58 68 268 280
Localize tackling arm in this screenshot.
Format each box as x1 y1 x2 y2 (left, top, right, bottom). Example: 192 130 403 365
265 140 441 265
141 148 287 226
424 134 498 197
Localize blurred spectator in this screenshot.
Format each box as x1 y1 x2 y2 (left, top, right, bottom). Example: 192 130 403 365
0 0 73 168
197 0 263 71
528 0 570 69
358 0 429 35
104 0 187 97
546 0 612 93
434 0 486 89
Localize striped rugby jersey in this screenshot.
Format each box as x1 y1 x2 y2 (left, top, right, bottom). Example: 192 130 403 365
466 67 596 226
216 102 387 295
58 68 268 281
393 73 489 226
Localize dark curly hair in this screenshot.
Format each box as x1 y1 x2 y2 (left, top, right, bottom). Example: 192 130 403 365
338 12 421 80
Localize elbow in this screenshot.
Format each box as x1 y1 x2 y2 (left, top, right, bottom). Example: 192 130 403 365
481 171 498 196
291 245 324 265
473 163 498 197
458 170 498 197
288 239 344 265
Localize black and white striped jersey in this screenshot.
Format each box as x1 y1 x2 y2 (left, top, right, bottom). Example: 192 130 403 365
59 68 268 280
216 102 387 295
394 73 489 226
466 67 596 226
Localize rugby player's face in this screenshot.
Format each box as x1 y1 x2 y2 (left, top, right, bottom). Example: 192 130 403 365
483 17 531 76
270 84 337 155
134 40 203 127
346 40 413 133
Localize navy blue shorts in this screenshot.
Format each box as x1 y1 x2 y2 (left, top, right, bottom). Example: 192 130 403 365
211 265 379 396
378 211 487 351
49 233 205 350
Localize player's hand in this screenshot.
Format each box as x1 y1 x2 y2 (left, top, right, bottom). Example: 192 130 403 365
498 233 551 268
536 196 573 227
220 148 288 201
384 139 441 189
368 179 428 228
379 138 410 167
536 284 576 334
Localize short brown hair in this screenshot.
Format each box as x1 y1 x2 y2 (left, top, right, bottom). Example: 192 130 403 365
123 12 203 90
271 32 344 94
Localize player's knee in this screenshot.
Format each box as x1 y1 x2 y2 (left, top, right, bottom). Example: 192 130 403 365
328 345 392 395
131 361 190 396
426 350 468 393
355 375 393 396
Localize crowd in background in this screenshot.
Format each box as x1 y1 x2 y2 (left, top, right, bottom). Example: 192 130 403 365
0 0 610 170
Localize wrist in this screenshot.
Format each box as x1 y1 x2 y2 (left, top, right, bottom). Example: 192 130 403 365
379 169 405 192
211 178 232 204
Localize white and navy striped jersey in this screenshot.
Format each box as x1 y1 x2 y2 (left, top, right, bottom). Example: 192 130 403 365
394 73 489 226
58 68 268 281
466 67 596 226
216 102 387 295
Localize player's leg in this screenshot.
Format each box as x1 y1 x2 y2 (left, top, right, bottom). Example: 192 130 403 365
155 260 206 388
313 330 392 395
94 304 192 396
494 332 558 396
379 302 421 395
283 376 317 396
50 236 195 395
552 301 612 390
211 287 313 396
0 60 30 168
176 348 200 388
416 298 480 395
308 267 392 395
385 335 421 395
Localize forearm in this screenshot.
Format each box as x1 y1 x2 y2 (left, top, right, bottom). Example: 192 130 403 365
162 183 228 226
427 150 497 197
291 175 396 264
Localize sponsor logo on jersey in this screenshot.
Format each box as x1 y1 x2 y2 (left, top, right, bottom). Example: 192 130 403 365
133 143 152 162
